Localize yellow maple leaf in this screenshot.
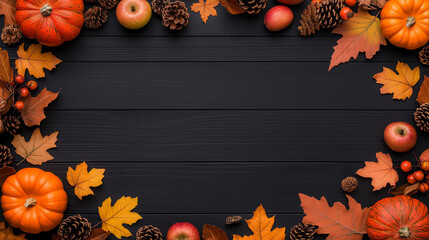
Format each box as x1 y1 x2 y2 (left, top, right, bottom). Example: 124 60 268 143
329 8 387 70
0 222 26 239
15 43 62 78
233 205 285 240
12 128 58 165
67 162 105 200
191 0 219 23
373 61 420 100
98 196 142 239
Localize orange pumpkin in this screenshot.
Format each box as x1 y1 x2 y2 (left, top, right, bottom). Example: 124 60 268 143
16 0 84 47
380 0 429 50
1 168 68 234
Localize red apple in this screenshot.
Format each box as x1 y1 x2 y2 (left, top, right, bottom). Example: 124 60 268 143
383 122 417 153
276 0 304 5
167 222 200 240
264 6 293 32
116 0 152 29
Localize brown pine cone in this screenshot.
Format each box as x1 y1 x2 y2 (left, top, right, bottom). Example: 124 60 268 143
136 225 162 240
238 0 266 14
58 215 92 240
162 1 190 31
298 2 321 36
415 103 429 132
290 223 318 240
1 25 22 45
98 0 120 10
2 115 22 135
0 145 13 167
84 6 108 29
420 45 429 66
341 176 358 193
152 0 170 15
317 0 344 29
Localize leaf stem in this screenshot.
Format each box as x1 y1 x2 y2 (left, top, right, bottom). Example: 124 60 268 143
16 158 26 166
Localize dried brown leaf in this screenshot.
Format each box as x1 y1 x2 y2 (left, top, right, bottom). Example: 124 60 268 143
0 166 15 188
203 224 228 240
20 88 60 127
220 0 245 15
88 229 110 240
0 0 17 26
417 76 429 105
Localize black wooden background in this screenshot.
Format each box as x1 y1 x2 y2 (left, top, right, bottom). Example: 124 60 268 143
1 0 429 239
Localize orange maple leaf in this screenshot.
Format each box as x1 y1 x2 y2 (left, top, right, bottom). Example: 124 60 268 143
233 205 285 240
329 8 386 70
15 44 62 79
20 88 60 127
356 152 399 191
373 62 420 100
299 194 369 240
191 0 219 23
417 76 429 105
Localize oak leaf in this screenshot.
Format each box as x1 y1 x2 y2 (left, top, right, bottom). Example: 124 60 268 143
220 0 245 15
356 152 399 191
329 8 386 70
0 221 26 239
203 224 228 240
373 62 420 100
12 128 58 165
0 166 15 188
88 229 110 240
20 88 60 127
191 0 219 23
67 161 105 200
0 0 17 26
0 48 13 84
98 196 142 239
299 194 369 240
417 76 429 105
233 205 285 240
15 44 62 78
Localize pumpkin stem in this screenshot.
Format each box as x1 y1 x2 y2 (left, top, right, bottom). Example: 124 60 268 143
406 16 416 28
40 4 52 16
24 198 37 208
399 226 410 237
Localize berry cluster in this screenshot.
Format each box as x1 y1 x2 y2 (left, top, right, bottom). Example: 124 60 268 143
11 75 38 110
401 160 429 193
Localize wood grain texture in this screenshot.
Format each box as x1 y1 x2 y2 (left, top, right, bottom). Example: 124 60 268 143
37 62 422 110
5 110 425 164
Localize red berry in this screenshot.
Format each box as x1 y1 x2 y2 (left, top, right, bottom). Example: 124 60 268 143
26 80 38 91
414 170 425 181
345 0 356 6
14 101 24 110
14 75 24 85
407 174 417 184
19 87 29 97
340 7 353 20
401 160 412 172
420 183 429 193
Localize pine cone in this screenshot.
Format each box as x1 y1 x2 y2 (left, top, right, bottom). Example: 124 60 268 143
0 145 13 167
136 225 162 240
162 1 190 31
298 2 321 36
58 215 92 240
84 6 108 29
420 45 429 66
415 103 429 132
226 216 242 225
317 0 344 29
0 96 6 113
2 115 21 135
1 25 22 45
237 0 266 14
98 0 120 10
290 223 318 240
152 0 170 15
341 176 358 193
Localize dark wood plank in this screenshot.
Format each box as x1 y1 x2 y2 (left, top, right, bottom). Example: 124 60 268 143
6 110 426 164
3 37 417 62
40 62 423 110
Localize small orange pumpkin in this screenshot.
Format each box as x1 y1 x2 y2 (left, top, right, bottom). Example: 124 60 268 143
1 168 68 234
380 0 429 50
